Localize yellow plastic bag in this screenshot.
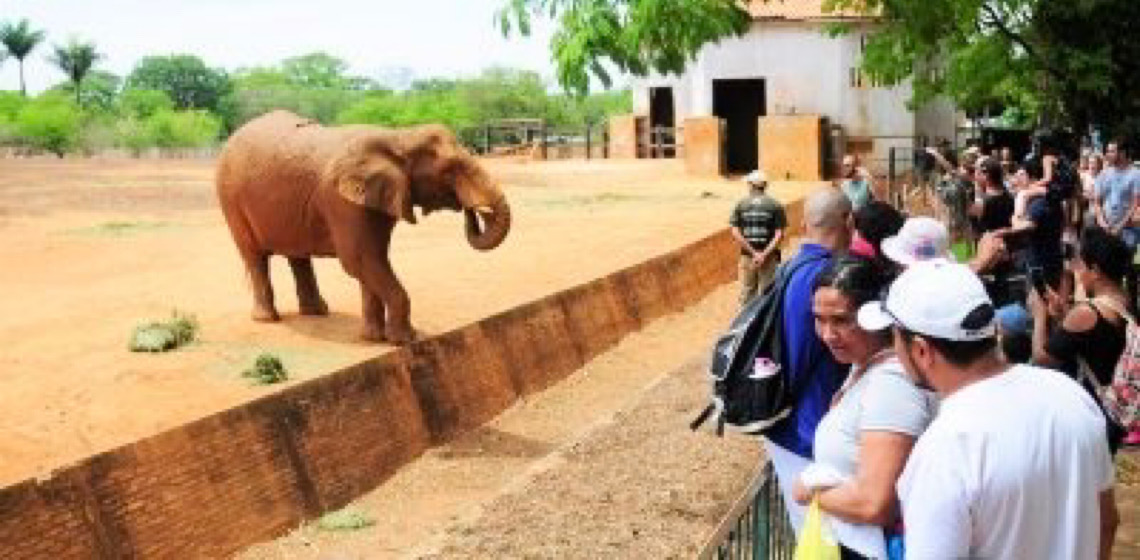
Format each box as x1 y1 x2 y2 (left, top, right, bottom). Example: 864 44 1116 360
793 498 841 560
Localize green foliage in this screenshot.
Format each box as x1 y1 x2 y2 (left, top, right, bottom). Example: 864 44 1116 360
48 38 101 105
0 91 26 121
316 508 376 531
280 52 352 89
498 0 750 94
126 54 233 113
50 70 120 111
117 88 174 119
128 310 198 353
232 86 363 127
14 93 83 157
116 109 221 153
242 353 289 385
826 0 1140 134
336 67 631 131
144 109 222 148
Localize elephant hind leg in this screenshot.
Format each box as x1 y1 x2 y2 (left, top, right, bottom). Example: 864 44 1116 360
288 257 329 316
246 252 280 322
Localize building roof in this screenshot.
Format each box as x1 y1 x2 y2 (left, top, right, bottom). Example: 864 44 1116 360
748 0 874 21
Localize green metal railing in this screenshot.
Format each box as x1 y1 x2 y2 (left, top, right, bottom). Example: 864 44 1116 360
698 462 796 560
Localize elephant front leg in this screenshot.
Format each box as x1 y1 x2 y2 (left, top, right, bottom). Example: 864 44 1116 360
288 257 329 316
359 284 386 342
359 260 415 344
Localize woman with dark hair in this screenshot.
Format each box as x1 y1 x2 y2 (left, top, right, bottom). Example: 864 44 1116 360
850 201 905 270
792 258 937 560
1031 226 1135 452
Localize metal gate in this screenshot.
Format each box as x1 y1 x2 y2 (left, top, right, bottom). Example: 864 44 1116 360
697 463 796 560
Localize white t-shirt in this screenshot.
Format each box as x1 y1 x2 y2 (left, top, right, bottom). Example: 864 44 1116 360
897 364 1113 560
814 357 937 478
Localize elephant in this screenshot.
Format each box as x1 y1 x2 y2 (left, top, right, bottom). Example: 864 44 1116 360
215 110 511 344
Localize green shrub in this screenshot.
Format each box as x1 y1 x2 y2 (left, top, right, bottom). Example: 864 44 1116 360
316 507 375 531
242 353 289 385
117 89 175 119
128 310 199 352
144 109 222 148
14 94 84 157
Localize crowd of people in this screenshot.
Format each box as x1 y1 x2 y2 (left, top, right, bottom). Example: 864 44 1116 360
726 137 1138 559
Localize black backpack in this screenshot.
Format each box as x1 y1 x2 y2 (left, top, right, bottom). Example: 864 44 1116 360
690 254 826 436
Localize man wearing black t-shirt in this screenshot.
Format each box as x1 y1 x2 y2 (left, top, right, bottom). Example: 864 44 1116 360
731 170 787 305
972 157 1016 305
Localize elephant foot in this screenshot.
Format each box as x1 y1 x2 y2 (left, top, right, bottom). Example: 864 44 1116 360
383 325 416 345
299 298 329 316
360 323 386 343
251 306 280 322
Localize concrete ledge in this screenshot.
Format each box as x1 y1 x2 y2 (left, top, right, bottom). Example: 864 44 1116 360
0 204 803 559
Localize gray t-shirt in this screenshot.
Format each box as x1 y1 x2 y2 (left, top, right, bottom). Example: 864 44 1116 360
1095 166 1139 227
813 358 938 478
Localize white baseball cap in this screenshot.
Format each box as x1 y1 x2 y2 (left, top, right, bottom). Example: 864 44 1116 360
744 170 767 185
857 260 996 341
880 216 952 266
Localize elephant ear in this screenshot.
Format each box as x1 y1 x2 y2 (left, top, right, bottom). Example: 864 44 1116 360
331 145 417 224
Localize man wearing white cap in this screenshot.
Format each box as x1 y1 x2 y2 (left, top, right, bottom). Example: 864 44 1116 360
858 261 1117 560
730 170 787 304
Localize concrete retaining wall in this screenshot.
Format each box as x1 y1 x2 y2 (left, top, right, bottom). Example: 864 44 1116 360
0 208 804 559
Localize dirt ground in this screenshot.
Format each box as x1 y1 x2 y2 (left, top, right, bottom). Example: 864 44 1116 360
0 156 815 487
238 285 758 560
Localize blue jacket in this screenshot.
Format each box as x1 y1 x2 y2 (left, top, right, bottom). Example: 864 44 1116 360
765 243 846 458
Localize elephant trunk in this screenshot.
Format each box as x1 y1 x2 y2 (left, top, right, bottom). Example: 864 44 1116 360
464 198 511 251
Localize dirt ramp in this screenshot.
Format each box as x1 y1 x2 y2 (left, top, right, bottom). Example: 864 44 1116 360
0 203 804 559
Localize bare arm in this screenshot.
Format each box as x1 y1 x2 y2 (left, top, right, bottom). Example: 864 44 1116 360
761 228 784 257
815 431 916 526
925 147 954 173
1100 489 1119 560
730 226 758 257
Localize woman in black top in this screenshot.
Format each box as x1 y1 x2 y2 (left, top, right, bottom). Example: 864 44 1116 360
1030 226 1133 453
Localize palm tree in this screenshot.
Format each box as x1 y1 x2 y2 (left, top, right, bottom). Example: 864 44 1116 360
49 38 101 105
0 19 46 96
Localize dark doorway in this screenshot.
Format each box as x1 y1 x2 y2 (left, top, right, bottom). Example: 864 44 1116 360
713 78 766 173
649 87 676 158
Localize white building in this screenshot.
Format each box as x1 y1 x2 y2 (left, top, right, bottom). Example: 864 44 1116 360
631 0 958 174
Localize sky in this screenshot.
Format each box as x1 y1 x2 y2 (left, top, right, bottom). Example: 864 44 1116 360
0 0 563 93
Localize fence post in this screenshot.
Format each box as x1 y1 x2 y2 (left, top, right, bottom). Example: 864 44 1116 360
888 146 897 208
483 125 491 155
586 122 593 160
540 122 548 160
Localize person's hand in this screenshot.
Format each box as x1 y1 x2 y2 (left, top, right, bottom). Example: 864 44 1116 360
752 250 768 265
793 479 814 506
973 231 1008 272
1045 286 1067 318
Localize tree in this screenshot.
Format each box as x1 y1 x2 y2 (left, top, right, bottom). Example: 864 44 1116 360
0 19 46 96
280 52 351 89
497 0 749 94
49 38 101 105
117 88 175 119
826 0 1140 136
126 54 233 113
50 70 120 111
